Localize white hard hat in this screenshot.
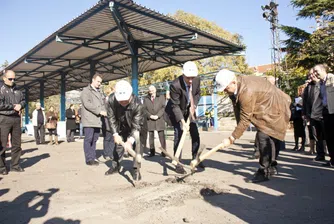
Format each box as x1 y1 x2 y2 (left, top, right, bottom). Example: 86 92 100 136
114 80 133 101
215 69 236 91
182 61 198 77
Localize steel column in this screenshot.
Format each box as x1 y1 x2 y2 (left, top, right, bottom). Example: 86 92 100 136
25 88 30 125
39 80 45 108
90 60 96 81
60 72 66 121
213 83 218 131
131 44 139 95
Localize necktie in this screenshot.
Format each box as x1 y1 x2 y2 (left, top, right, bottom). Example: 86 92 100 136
151 96 154 103
189 85 195 120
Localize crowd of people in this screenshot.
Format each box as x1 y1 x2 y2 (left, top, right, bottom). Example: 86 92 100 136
0 62 332 183
291 64 334 167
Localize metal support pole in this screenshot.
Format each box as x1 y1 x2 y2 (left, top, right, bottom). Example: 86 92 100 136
90 60 96 81
39 80 45 108
213 84 218 131
132 44 139 96
60 72 66 121
25 88 30 125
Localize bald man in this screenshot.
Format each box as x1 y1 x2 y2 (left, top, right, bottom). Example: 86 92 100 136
143 85 167 157
0 70 25 175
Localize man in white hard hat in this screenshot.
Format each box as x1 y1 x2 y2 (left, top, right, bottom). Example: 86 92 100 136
164 61 202 174
215 69 291 183
105 80 147 180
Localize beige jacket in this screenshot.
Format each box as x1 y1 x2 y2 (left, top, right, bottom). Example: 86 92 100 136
232 76 291 141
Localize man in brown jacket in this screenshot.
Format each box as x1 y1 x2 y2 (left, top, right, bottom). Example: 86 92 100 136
215 69 291 183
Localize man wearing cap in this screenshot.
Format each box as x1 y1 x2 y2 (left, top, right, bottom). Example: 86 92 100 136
105 80 147 180
165 61 202 174
80 73 107 166
215 69 291 182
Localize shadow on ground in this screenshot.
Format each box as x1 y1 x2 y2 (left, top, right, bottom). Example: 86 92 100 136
0 188 60 223
199 145 334 224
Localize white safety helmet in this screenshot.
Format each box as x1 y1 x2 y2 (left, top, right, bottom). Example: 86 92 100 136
114 80 133 101
182 61 198 77
215 69 236 92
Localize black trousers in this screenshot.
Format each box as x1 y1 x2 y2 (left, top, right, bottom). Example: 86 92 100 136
102 129 115 158
48 128 57 136
34 124 45 144
256 131 280 173
0 116 22 170
173 121 200 159
149 130 166 150
323 110 334 163
66 129 75 142
310 119 325 157
112 130 145 169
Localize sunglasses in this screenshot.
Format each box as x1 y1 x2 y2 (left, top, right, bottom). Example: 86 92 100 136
7 78 16 81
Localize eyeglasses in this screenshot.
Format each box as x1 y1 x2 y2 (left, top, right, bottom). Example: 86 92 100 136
7 78 16 81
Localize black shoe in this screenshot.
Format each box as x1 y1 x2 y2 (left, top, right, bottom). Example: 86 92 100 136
161 152 166 157
87 160 99 166
132 168 142 181
298 146 305 152
11 166 25 172
197 162 205 169
252 170 269 183
175 164 186 174
105 166 120 175
322 162 334 167
269 166 278 176
292 146 298 151
314 156 326 161
148 148 155 157
0 169 8 175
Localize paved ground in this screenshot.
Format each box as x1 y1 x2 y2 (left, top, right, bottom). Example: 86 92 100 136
0 131 333 224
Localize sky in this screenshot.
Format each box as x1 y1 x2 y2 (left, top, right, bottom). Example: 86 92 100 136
0 0 315 67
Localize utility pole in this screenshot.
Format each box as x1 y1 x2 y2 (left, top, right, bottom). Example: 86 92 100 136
261 0 282 87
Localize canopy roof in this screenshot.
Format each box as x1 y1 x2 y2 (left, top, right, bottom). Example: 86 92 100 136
4 0 244 100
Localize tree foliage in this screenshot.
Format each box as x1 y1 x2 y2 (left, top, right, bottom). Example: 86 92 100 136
280 0 333 96
282 1 333 69
138 10 252 87
1 60 9 71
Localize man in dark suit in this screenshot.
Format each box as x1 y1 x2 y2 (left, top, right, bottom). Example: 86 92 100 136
165 61 202 174
143 85 166 157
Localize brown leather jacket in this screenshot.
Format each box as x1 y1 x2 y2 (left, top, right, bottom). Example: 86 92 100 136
231 76 291 141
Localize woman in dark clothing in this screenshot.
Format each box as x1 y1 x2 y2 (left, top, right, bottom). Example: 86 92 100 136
292 96 306 151
66 104 76 142
46 106 59 145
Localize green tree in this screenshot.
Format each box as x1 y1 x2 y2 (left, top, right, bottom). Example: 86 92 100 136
1 60 9 70
279 0 333 96
138 10 251 87
281 1 333 69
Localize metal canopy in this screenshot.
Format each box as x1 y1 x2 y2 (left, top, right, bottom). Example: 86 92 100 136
4 0 244 100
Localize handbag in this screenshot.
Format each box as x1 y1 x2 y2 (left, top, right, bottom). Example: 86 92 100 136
46 122 56 129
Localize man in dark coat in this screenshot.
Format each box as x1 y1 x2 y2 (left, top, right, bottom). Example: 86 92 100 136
143 85 166 157
105 80 147 180
164 61 202 174
0 70 25 175
80 74 106 166
65 104 77 143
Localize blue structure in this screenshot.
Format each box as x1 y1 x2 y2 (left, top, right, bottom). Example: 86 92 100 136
213 83 218 131
25 88 30 125
131 45 139 96
40 80 44 108
60 73 66 121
